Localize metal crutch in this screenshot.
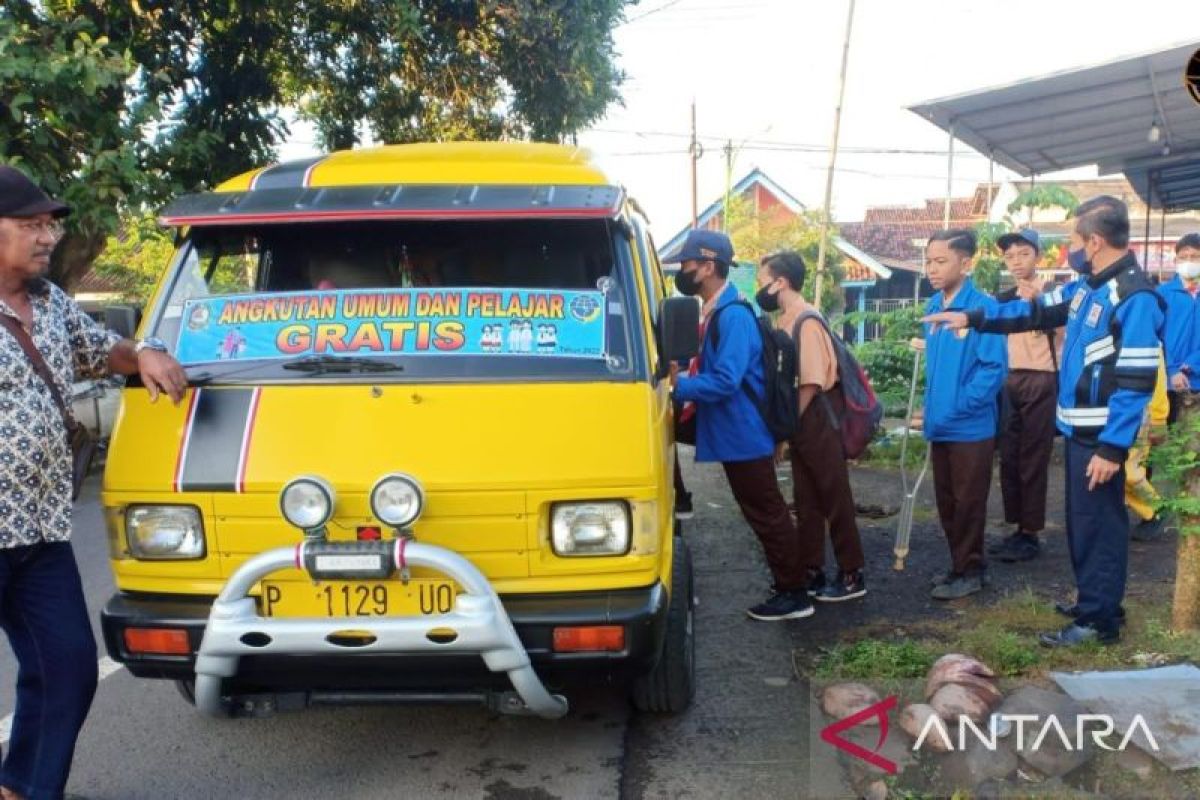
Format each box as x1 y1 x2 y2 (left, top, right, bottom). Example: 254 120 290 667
893 345 931 571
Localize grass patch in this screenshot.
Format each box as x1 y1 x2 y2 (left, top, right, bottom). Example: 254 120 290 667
804 585 1200 682
812 638 937 680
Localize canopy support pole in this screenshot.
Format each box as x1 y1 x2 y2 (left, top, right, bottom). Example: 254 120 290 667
1144 171 1154 270
944 122 955 228
1159 204 1168 281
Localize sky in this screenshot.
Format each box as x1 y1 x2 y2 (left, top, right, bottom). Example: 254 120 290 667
280 0 1198 242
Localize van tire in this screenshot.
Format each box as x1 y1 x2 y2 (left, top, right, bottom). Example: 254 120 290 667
175 679 197 706
631 536 695 714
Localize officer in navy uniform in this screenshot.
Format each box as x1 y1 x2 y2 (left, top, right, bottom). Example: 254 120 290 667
924 196 1164 647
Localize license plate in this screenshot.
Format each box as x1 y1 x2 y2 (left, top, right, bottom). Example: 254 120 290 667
261 580 458 618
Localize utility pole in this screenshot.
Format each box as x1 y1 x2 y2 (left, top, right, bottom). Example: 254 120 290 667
689 100 701 227
813 0 856 309
723 139 733 232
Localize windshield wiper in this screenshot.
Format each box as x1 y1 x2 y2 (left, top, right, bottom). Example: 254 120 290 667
280 355 404 374
186 355 403 385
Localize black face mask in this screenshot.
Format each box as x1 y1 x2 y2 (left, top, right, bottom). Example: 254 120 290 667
755 284 781 312
674 268 702 296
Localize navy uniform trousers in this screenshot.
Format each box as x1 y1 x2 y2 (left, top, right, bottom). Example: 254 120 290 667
1064 439 1129 635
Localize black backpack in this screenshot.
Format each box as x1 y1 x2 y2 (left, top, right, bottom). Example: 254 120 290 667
708 300 798 443
792 311 883 459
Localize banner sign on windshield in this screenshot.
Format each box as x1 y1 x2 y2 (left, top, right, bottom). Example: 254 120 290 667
174 288 607 365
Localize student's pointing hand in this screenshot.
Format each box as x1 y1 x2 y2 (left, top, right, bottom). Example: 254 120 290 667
921 311 968 333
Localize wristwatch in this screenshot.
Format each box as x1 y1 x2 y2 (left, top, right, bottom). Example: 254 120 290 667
134 337 169 355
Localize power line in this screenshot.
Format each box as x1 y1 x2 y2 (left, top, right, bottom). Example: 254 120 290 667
624 0 686 23
587 127 990 157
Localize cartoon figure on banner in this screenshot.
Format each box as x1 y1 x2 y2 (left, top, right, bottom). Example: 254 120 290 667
217 327 247 360
537 324 560 353
520 319 534 353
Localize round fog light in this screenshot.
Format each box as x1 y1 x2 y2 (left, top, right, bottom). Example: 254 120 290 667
280 476 335 531
370 473 425 529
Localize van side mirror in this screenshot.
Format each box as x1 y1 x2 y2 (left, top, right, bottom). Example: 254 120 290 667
657 296 700 379
104 305 139 339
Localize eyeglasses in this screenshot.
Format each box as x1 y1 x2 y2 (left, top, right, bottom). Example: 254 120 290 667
9 219 65 239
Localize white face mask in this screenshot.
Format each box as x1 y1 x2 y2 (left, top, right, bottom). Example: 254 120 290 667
1178 261 1200 281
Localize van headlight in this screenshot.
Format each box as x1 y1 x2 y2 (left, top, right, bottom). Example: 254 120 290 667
280 476 336 532
551 501 631 556
126 506 205 560
370 473 424 529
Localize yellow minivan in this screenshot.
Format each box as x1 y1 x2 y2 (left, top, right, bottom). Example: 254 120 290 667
99 142 700 718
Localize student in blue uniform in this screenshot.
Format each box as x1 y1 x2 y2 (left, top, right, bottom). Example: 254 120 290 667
918 229 1008 601
1159 232 1200 423
925 196 1165 647
666 230 813 622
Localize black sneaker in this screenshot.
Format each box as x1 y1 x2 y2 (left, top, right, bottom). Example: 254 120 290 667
1131 515 1165 542
994 532 1040 563
931 569 991 587
815 571 867 603
987 531 1021 555
674 491 694 520
805 570 828 597
747 590 815 621
1054 602 1127 626
1039 623 1119 648
930 572 985 600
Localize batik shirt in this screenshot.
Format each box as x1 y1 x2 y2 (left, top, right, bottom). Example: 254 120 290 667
0 280 119 547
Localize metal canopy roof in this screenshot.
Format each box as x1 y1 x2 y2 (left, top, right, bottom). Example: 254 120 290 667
908 41 1200 210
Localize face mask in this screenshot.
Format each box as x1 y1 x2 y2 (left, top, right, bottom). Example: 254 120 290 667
1177 261 1200 281
674 268 702 296
1067 247 1091 274
755 284 781 312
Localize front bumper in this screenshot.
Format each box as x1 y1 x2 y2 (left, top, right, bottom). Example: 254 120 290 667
102 542 668 716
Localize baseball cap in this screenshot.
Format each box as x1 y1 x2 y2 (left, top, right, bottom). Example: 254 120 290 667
0 165 71 218
997 228 1040 253
661 229 735 266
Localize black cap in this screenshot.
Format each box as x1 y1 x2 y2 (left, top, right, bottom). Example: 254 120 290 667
0 165 70 218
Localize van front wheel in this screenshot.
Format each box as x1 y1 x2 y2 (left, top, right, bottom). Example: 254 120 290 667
631 536 695 713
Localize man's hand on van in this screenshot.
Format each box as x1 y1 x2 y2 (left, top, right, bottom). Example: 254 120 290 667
137 350 187 404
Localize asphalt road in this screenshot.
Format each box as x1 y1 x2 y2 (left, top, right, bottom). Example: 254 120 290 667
0 455 834 800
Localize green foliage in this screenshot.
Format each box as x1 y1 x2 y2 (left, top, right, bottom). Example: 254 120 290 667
0 1 634 288
90 216 175 303
971 221 1007 294
848 306 924 416
0 11 166 286
1006 184 1080 219
1150 400 1200 537
724 195 846 314
812 639 936 680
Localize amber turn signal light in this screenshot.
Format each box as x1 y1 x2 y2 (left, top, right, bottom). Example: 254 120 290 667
552 625 625 653
124 627 191 655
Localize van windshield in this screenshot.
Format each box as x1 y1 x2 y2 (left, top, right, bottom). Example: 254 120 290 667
149 219 643 383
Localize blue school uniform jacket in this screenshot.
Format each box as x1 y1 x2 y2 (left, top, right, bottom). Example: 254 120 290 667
1156 276 1200 390
969 252 1165 462
674 283 774 463
922 278 1008 443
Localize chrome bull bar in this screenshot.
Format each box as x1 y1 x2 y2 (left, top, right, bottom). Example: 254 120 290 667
193 540 569 719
